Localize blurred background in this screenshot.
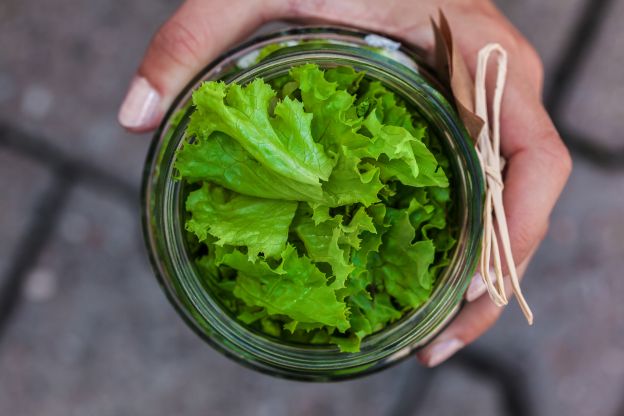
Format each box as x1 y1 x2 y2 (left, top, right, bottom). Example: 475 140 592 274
1 0 623 415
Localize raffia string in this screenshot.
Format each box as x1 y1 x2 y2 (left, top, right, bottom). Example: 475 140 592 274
474 44 533 324
431 12 533 324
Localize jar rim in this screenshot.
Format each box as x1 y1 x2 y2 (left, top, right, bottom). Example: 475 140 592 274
142 26 484 381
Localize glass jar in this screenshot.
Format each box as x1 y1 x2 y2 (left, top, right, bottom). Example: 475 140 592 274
142 27 484 381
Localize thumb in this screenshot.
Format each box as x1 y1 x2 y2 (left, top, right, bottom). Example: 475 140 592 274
117 0 279 132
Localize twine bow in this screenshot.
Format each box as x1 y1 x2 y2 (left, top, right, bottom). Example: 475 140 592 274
474 44 533 324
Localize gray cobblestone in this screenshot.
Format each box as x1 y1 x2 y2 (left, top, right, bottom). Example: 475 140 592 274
0 150 51 277
0 0 177 182
416 366 504 416
560 0 624 150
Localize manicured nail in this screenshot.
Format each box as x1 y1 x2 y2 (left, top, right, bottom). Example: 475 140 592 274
425 338 464 367
466 273 486 302
118 76 161 130
466 267 495 302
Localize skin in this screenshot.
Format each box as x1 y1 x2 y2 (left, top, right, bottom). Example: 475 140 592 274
119 0 572 366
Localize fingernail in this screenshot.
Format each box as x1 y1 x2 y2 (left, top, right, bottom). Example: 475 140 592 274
425 338 464 367
466 267 495 302
466 273 487 302
118 76 161 130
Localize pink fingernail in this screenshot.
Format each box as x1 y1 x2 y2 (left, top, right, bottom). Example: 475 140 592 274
466 267 495 302
118 76 161 130
466 273 486 302
425 338 464 367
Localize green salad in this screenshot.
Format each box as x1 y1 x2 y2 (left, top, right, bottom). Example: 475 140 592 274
175 64 456 352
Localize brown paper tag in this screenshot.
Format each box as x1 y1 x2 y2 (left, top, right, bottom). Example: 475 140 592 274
431 11 485 142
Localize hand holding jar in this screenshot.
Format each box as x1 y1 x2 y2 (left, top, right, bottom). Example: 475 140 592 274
119 0 571 369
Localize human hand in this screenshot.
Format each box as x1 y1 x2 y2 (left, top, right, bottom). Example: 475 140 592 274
119 0 571 366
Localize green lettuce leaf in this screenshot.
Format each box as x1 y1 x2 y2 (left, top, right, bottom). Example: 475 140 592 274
294 207 376 290
221 246 350 331
295 215 354 290
357 79 419 135
185 184 297 259
371 208 436 308
360 104 448 188
321 152 383 207
290 64 368 152
175 132 324 202
177 63 456 352
325 66 365 94
188 79 333 186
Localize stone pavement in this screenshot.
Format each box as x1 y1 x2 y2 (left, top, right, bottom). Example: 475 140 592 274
0 0 623 415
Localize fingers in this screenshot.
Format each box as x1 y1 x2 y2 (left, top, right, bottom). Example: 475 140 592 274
497 83 571 269
118 0 281 132
117 0 441 132
418 243 537 367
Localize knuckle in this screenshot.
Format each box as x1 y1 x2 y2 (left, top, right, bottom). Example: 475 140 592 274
511 221 536 259
506 33 544 76
151 19 204 68
499 29 523 53
477 13 522 52
539 133 573 178
284 0 326 17
475 11 545 87
523 44 545 77
504 28 541 65
557 144 573 178
519 41 545 86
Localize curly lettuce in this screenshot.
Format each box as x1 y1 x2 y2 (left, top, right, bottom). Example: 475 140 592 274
176 64 456 352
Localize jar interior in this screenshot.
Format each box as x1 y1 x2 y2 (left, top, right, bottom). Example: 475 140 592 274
177 71 461 350
143 28 483 380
